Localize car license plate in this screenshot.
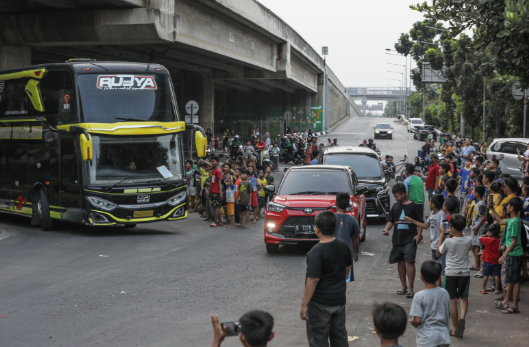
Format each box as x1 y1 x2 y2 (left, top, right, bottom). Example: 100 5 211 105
134 210 153 218
295 225 315 234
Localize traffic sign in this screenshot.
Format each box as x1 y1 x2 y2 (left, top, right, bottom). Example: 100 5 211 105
512 81 529 100
185 100 199 115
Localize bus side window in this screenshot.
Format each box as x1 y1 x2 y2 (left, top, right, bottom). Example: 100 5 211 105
40 70 77 124
0 79 35 117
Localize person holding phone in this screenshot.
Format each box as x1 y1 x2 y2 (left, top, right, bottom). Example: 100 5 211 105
210 310 275 347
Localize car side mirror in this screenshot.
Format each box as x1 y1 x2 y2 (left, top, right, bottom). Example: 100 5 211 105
264 185 275 194
356 185 368 195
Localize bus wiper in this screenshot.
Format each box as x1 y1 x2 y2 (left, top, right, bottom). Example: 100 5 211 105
115 117 146 122
103 177 134 192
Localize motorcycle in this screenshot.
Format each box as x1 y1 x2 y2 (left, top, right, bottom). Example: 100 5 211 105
229 145 244 161
259 147 273 170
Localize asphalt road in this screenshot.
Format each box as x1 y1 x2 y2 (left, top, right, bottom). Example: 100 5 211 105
0 117 527 347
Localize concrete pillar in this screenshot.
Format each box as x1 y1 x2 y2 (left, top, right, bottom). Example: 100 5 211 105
361 96 367 117
305 90 312 131
0 45 31 70
200 76 214 133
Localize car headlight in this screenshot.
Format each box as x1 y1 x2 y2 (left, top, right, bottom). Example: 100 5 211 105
267 201 286 213
375 131 380 133
87 197 117 211
387 131 392 134
167 191 187 206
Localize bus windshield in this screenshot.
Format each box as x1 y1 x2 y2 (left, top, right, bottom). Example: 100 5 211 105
77 74 176 123
85 134 184 185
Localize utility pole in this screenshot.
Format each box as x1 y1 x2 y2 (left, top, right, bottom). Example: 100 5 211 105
422 83 425 122
482 81 486 142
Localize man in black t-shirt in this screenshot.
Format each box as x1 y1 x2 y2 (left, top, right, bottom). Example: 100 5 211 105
383 183 424 299
301 211 352 347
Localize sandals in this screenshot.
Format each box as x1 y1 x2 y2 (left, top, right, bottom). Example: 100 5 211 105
502 305 520 314
450 330 457 337
494 301 508 310
473 274 483 278
210 223 218 228
470 267 480 271
454 319 465 337
217 223 224 227
485 287 495 292
494 294 505 301
397 288 407 295
406 290 415 298
480 289 488 294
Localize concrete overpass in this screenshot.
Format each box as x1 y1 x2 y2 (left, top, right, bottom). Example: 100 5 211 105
347 87 416 117
0 0 362 135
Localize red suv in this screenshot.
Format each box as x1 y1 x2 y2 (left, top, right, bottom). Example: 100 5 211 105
263 165 367 253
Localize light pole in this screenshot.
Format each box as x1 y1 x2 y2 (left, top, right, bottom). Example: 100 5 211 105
388 63 407 117
387 78 402 117
388 71 403 115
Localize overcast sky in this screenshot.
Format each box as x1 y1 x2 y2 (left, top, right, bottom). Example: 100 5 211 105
258 0 425 88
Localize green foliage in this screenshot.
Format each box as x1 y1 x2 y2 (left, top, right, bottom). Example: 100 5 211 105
233 119 255 140
425 48 444 71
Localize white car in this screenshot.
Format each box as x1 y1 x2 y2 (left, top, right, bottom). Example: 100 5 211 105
407 118 424 133
486 138 529 179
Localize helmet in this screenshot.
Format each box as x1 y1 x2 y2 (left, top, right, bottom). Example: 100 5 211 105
368 139 374 142
234 135 239 139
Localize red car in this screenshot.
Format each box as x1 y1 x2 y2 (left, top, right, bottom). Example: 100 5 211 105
263 165 368 253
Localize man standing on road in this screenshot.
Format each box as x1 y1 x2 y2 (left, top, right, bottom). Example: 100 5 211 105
403 163 425 212
422 139 431 170
461 137 476 160
301 211 352 347
425 154 440 202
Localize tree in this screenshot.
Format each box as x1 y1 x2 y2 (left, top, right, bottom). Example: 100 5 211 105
412 0 529 87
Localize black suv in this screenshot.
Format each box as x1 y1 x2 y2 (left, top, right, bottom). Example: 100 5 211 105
414 125 439 141
318 146 390 221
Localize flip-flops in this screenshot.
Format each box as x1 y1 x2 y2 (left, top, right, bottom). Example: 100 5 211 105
480 289 488 294
210 223 217 228
454 319 465 337
397 288 407 295
406 290 415 298
502 306 520 314
485 287 495 292
217 223 224 227
494 301 508 310
473 274 483 278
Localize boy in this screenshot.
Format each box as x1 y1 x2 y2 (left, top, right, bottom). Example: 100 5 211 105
185 159 197 210
445 178 458 198
403 163 424 211
479 224 502 294
248 166 259 223
372 302 407 347
470 185 487 271
383 183 424 298
257 169 267 220
209 156 224 227
439 214 472 338
463 167 480 214
405 194 448 287
301 211 352 346
233 168 242 226
225 176 236 229
334 192 361 282
237 170 252 229
490 197 524 314
271 142 280 171
459 158 472 211
410 260 451 347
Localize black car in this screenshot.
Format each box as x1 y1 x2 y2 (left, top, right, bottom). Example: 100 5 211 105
318 146 390 221
414 125 440 141
373 123 393 139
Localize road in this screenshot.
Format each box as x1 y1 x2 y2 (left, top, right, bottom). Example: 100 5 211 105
0 117 527 347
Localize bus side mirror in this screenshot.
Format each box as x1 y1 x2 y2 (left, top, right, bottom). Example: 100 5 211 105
195 131 207 158
80 133 93 161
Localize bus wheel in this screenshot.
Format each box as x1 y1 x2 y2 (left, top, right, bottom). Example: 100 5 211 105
124 224 137 228
37 189 54 231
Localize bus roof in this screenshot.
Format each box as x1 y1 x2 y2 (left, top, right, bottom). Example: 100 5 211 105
0 61 169 76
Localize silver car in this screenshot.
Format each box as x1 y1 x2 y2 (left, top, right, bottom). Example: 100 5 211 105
407 118 424 133
486 138 529 179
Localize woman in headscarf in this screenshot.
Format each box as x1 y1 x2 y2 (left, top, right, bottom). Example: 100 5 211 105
265 132 271 147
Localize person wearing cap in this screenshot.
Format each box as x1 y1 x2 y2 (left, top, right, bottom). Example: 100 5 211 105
425 153 440 201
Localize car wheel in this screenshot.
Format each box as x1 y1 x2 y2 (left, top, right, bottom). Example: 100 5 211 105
360 223 366 242
266 244 279 253
390 136 393 139
413 134 417 140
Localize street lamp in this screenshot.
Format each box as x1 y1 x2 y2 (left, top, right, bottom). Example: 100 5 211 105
388 63 408 117
388 71 404 115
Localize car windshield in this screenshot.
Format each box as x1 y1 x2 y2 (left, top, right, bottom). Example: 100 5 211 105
412 120 423 124
376 124 391 129
78 74 176 123
323 154 382 179
84 134 184 185
278 170 351 195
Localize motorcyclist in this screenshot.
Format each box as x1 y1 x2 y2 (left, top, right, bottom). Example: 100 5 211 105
255 137 267 162
381 155 390 170
231 135 242 147
280 136 289 155
366 139 375 150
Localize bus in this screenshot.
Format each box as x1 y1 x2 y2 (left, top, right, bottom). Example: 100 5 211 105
0 60 207 231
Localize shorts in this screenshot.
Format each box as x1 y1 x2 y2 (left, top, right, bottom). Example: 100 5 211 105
505 255 523 284
186 186 196 197
482 261 501 277
442 275 470 299
226 202 235 216
210 193 222 208
389 242 417 264
251 191 258 208
240 205 251 211
417 204 424 212
431 249 446 275
471 233 481 246
258 196 265 208
272 156 279 165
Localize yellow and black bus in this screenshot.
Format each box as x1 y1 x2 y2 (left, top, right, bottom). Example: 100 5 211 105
0 60 207 230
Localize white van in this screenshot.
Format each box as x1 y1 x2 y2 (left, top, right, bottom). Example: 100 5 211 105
407 118 424 133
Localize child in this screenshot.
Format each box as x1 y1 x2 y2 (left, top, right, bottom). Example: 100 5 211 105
233 168 242 226
225 176 236 228
459 158 472 211
214 136 219 151
372 302 407 347
185 160 197 211
445 178 458 198
382 183 424 298
489 197 524 314
236 170 252 229
405 194 448 287
334 192 361 282
479 224 502 294
489 182 503 211
409 260 451 347
257 169 267 220
470 185 487 272
271 142 280 171
247 166 259 223
522 186 529 221
439 214 472 338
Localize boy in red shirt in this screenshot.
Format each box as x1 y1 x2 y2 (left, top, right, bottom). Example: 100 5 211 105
479 224 502 294
209 156 223 227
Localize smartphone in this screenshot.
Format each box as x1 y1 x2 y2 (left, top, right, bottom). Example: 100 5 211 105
488 194 494 207
221 322 241 336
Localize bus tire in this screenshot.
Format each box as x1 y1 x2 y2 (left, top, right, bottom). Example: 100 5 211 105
124 224 137 228
38 189 54 231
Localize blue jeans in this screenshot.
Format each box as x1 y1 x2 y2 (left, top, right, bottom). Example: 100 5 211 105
432 249 446 275
427 188 435 202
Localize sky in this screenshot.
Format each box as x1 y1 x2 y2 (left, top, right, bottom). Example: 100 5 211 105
257 0 426 88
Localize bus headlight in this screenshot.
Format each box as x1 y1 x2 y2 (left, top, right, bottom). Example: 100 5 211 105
87 197 117 211
267 202 286 212
167 191 187 206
